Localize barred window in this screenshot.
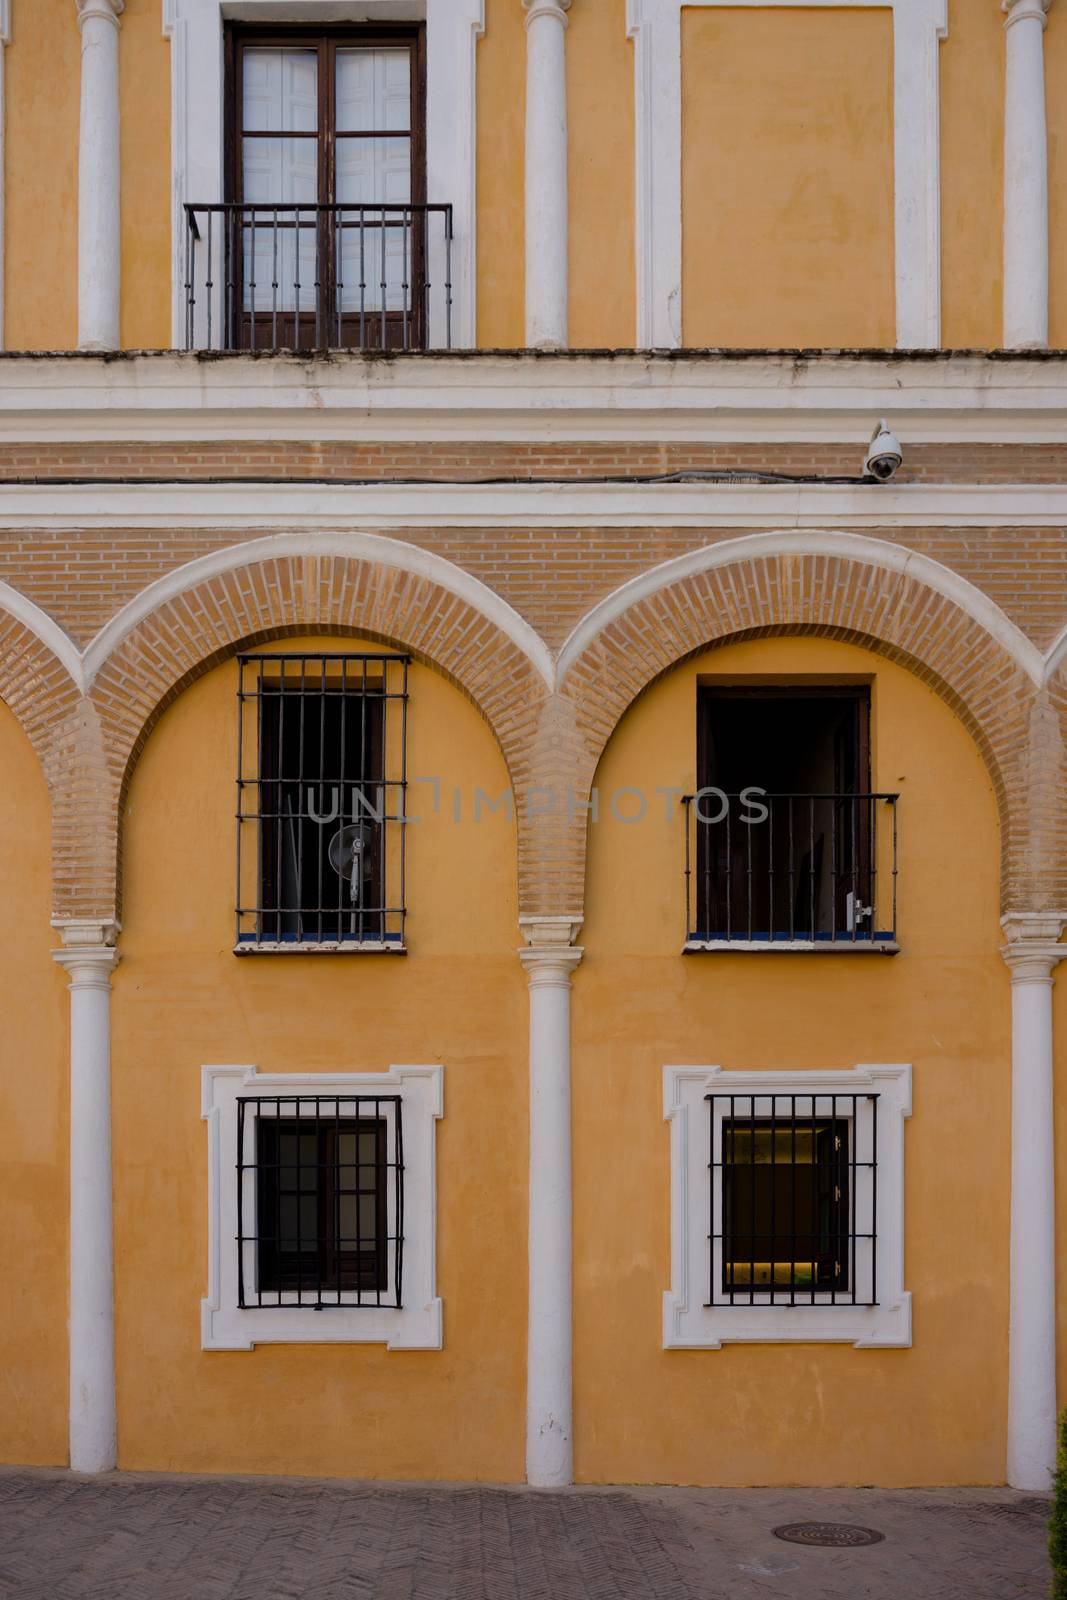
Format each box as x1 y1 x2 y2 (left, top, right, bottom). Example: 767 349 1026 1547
237 1094 403 1309
236 652 408 950
710 1093 877 1309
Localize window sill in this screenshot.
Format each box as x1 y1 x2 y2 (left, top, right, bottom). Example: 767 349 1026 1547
234 940 407 956
683 938 899 955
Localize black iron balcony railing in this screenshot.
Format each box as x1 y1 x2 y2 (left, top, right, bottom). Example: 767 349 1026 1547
184 201 454 353
682 792 899 950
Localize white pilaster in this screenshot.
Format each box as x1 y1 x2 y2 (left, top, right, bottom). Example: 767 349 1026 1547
0 3 12 352
1001 912 1066 1491
76 0 124 351
519 916 582 1486
53 920 120 1474
1003 0 1052 349
523 0 571 349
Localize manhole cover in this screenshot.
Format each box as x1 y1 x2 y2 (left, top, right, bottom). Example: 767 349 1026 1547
773 1522 885 1548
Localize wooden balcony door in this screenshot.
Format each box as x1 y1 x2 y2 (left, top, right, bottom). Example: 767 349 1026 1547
226 24 426 350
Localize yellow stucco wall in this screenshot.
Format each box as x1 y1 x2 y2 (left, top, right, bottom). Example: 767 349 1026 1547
567 0 634 348
112 637 527 1479
941 0 1004 349
576 636 1009 1486
680 8 895 349
5 0 79 350
476 0 526 348
119 0 171 350
0 701 68 1466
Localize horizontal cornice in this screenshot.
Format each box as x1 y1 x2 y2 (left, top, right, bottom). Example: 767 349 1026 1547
1 351 1067 443
2 480 1067 529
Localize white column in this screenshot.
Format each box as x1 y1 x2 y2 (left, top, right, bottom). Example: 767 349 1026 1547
1001 913 1066 1490
522 0 571 349
519 917 582 1487
53 922 120 1473
76 0 124 351
1003 0 1053 349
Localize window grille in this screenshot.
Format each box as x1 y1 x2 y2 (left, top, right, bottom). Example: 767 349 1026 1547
708 1093 878 1308
236 1094 403 1309
236 653 408 949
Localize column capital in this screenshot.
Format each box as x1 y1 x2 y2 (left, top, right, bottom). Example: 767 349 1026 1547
52 920 120 987
77 0 124 31
523 0 571 29
519 916 583 983
1001 912 1067 982
1003 0 1052 29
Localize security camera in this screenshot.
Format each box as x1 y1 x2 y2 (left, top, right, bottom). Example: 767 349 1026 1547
864 419 903 483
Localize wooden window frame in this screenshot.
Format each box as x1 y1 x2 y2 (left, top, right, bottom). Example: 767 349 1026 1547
224 22 428 349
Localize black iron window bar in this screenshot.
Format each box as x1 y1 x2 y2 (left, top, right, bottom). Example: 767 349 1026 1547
682 792 899 946
236 1094 403 1309
708 1093 878 1308
184 201 453 351
236 652 409 950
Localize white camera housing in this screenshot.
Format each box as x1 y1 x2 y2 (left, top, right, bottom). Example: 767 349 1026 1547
864 419 903 482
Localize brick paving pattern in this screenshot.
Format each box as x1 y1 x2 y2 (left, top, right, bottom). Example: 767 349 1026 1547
0 1470 1049 1599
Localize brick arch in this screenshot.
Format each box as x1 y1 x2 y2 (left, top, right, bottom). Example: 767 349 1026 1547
68 551 551 924
557 547 1055 915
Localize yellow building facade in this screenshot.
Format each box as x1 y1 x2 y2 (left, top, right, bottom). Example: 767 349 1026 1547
0 0 1065 1494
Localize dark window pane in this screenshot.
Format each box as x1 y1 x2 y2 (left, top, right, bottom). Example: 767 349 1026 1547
255 1117 386 1296
722 1118 849 1294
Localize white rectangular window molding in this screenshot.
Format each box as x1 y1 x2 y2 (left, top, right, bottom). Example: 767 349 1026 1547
162 0 484 349
625 0 948 350
202 1062 443 1349
663 1062 911 1348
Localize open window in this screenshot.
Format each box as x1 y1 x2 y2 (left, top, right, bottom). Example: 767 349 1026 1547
686 685 898 949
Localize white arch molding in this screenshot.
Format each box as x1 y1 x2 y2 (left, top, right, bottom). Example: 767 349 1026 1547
625 0 948 349
556 529 1047 689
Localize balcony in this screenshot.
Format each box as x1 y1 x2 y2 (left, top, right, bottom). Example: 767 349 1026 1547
183 202 454 353
683 792 899 952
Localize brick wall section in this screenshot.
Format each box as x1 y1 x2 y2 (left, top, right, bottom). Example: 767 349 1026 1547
2 524 1066 653
558 552 1064 915
1 532 1064 923
2 440 1067 482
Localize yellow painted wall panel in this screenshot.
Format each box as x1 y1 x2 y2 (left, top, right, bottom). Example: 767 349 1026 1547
476 0 525 347
112 639 526 1480
5 0 79 350
680 8 895 348
567 0 634 347
0 703 68 1465
1047 8 1067 347
576 637 1008 1485
940 0 1003 349
119 0 171 349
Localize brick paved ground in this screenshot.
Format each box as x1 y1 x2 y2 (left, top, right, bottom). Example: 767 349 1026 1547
0 1469 1050 1599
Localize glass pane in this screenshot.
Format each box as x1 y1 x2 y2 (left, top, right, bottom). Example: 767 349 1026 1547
336 48 410 132
339 1192 378 1244
358 1130 378 1168
336 135 411 207
241 138 318 312
336 139 412 315
243 48 318 133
